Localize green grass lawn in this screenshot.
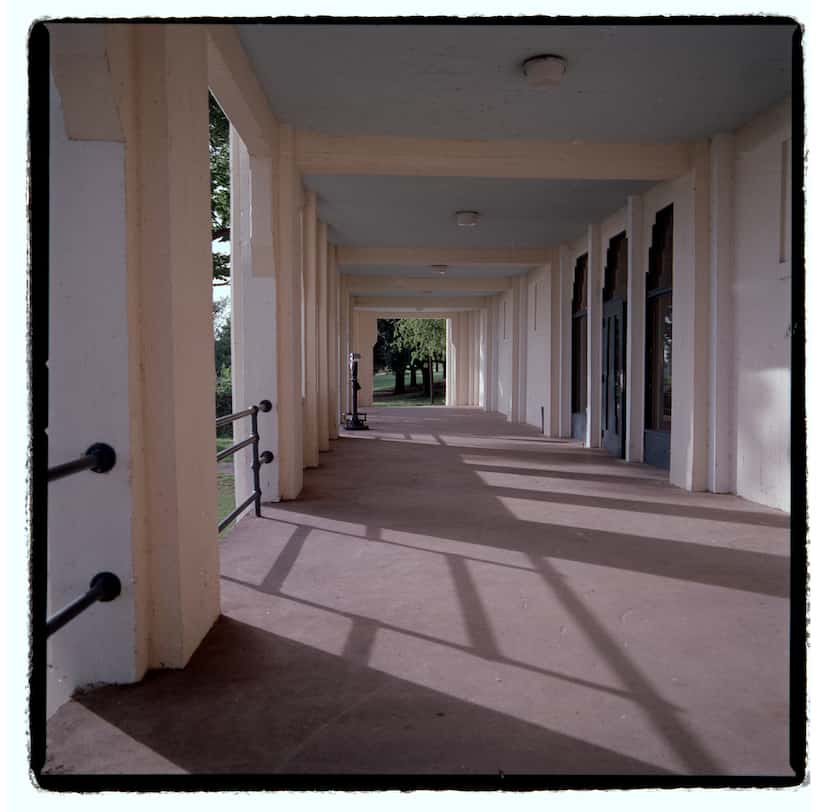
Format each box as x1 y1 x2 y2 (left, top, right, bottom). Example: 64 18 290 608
373 367 446 406
216 472 236 539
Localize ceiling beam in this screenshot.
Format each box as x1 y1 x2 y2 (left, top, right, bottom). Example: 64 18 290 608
354 296 488 311
298 131 692 181
343 274 512 293
337 246 548 267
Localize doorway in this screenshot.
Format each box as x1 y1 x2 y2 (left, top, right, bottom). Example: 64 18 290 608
601 232 628 458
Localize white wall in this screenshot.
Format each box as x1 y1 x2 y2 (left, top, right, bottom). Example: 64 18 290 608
524 266 551 431
48 72 137 715
732 102 791 511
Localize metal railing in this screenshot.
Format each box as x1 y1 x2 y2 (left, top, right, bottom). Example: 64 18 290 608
47 442 122 637
216 399 275 532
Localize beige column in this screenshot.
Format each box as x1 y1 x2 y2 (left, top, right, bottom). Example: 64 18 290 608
446 316 456 406
132 25 219 668
355 310 376 407
275 123 304 500
558 247 573 437
328 245 340 438
302 192 320 468
586 224 603 448
546 248 562 438
510 277 522 422
317 222 330 452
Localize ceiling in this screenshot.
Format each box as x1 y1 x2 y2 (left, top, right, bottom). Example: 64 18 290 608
341 264 531 278
236 22 794 302
238 23 792 142
304 175 655 248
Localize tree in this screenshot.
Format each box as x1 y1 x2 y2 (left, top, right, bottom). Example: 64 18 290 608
214 299 232 433
374 318 410 394
392 319 447 400
210 94 230 287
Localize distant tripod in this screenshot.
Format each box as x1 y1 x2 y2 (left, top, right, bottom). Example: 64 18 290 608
343 352 369 430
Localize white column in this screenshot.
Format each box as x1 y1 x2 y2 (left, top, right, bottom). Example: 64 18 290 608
230 129 278 503
510 277 522 422
478 308 487 408
671 142 711 490
302 192 319 468
445 317 455 406
317 222 330 453
276 123 304 500
558 248 573 437
328 246 340 438
47 38 138 713
546 249 561 437
625 195 646 463
586 225 603 447
355 310 375 407
708 133 736 493
517 273 529 423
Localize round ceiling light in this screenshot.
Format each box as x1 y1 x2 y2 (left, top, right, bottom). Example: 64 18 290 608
455 210 480 228
521 54 567 87
431 264 448 275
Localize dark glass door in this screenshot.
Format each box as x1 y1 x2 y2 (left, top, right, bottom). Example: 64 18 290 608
602 297 626 458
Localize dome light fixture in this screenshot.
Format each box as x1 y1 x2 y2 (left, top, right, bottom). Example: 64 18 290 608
431 264 448 276
521 54 567 87
455 210 480 228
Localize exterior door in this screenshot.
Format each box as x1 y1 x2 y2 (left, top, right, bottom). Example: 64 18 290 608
601 297 626 458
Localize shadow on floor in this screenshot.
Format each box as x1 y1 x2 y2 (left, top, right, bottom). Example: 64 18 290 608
52 616 673 776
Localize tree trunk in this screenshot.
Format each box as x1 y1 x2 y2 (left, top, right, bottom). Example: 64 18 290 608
429 355 435 404
409 365 417 387
423 356 431 398
394 369 406 394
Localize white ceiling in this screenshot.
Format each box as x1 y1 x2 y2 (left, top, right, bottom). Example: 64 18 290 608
238 23 792 142
304 175 654 248
236 22 793 297
342 265 531 278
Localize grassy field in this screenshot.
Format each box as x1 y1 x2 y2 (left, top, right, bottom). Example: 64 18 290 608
373 367 446 406
216 473 236 538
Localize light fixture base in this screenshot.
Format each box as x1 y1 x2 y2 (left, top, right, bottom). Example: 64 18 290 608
521 54 567 87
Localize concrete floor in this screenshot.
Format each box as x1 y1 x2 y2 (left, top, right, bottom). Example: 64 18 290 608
45 407 792 777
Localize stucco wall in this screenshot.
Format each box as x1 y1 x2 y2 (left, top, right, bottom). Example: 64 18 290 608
733 102 791 511
48 71 137 715
524 266 551 431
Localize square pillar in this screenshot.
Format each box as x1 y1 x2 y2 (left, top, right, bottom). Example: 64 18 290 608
671 143 711 490
302 192 319 468
355 310 376 407
558 248 573 438
708 133 736 493
275 123 304 500
229 129 278 502
625 195 646 463
328 246 340 439
510 277 522 422
317 222 330 453
133 25 219 668
546 249 562 437
586 225 603 447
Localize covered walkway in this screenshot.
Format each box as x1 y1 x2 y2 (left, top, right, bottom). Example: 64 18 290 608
45 408 790 777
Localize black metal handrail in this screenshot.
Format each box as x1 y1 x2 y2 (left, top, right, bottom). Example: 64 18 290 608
217 399 275 532
46 572 122 638
47 442 121 637
47 443 116 482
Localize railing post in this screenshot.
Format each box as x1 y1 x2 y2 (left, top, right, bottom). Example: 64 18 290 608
251 404 262 518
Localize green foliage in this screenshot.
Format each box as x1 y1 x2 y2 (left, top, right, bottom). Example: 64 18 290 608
214 299 233 433
210 93 230 286
392 319 446 363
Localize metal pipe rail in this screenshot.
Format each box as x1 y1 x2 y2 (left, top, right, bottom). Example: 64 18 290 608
46 572 122 638
47 443 116 482
217 399 275 532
